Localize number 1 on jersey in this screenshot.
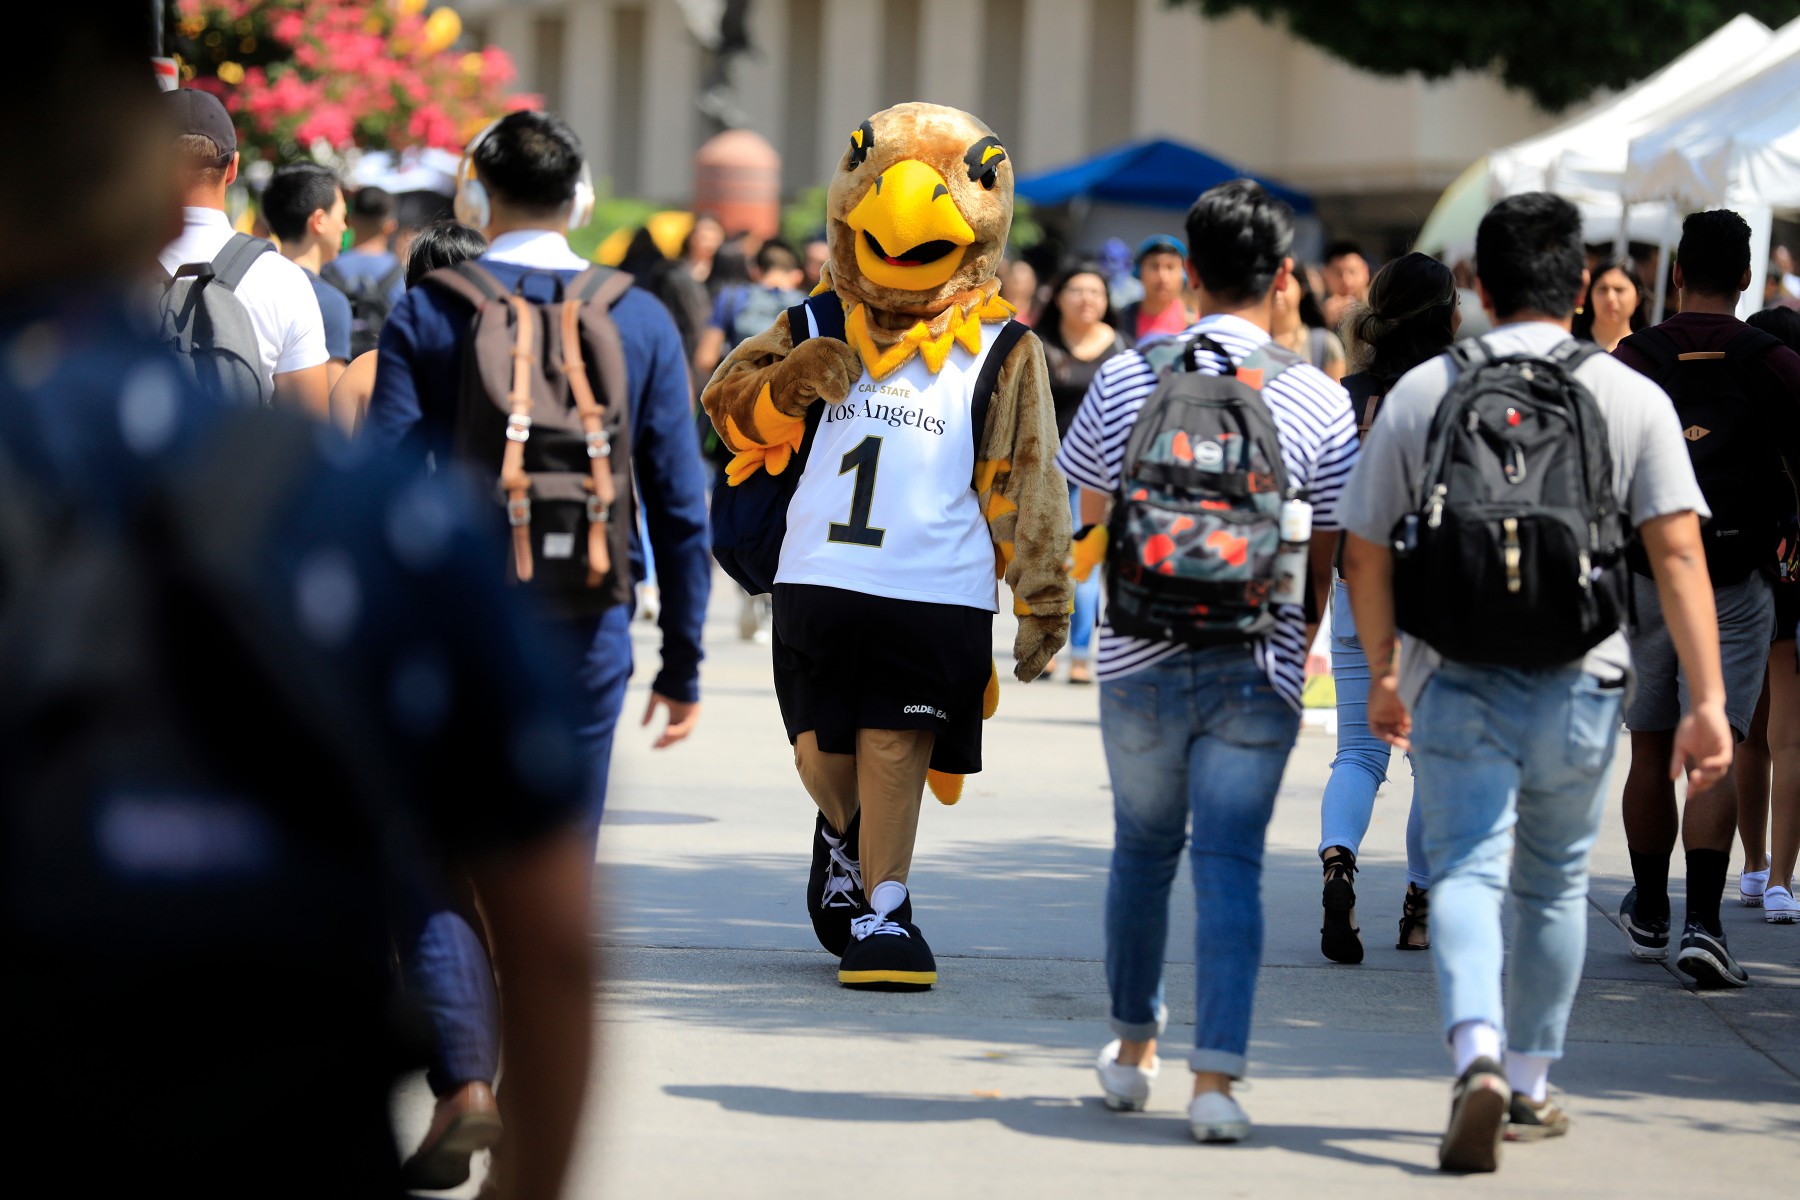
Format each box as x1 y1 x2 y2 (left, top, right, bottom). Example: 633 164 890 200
828 435 886 547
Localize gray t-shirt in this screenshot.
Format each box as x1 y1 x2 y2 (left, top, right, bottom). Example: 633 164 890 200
1336 320 1708 705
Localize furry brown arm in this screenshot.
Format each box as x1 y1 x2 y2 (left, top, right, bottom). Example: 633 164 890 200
975 328 1072 679
700 308 862 483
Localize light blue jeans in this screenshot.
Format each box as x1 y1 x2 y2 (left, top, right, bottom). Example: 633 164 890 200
1068 483 1098 656
1101 646 1301 1078
1320 580 1429 887
1409 661 1623 1056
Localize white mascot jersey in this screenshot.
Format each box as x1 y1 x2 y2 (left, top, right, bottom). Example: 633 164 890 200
776 309 1001 612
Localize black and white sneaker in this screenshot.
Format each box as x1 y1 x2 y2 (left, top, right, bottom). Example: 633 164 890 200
807 812 864 955
1676 921 1750 989
1619 887 1669 962
838 910 935 990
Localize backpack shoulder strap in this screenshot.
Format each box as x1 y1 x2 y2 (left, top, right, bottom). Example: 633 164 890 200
1621 325 1678 381
421 261 508 310
210 233 275 292
1724 324 1785 367
969 319 1028 467
1238 340 1305 389
318 259 347 290
378 260 408 296
1548 340 1605 373
570 265 634 308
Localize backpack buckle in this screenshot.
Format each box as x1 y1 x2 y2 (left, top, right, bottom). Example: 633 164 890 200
586 495 610 524
585 429 611 459
506 413 532 442
506 496 531 527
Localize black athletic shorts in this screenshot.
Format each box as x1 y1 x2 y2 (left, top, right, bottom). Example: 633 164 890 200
771 583 994 776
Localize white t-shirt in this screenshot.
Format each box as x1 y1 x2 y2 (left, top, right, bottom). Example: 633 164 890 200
776 314 1000 611
158 207 327 398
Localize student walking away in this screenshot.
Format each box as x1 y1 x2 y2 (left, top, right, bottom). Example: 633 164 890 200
328 221 487 435
1612 209 1800 977
364 109 710 1188
10 24 596 1199
694 238 809 383
1117 234 1196 347
326 185 409 359
1339 192 1731 1171
156 88 329 417
1316 252 1461 964
263 161 355 389
1734 304 1800 923
1321 239 1373 332
1059 181 1358 1144
1040 262 1127 683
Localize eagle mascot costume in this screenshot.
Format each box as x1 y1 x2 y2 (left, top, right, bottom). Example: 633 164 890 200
702 103 1073 989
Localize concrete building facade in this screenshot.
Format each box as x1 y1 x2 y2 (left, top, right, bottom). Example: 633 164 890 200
455 0 1562 250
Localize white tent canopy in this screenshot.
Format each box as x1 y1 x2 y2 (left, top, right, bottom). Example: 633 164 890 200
1487 14 1772 247
1625 17 1800 315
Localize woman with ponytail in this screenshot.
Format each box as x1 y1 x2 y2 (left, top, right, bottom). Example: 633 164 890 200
1318 252 1460 964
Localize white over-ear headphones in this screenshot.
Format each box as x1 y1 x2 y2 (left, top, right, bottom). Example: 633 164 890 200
454 116 596 232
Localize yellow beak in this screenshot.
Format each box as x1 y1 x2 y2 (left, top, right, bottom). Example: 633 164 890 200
844 159 976 292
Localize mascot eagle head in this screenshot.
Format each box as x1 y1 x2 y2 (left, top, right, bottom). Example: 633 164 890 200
824 102 1013 321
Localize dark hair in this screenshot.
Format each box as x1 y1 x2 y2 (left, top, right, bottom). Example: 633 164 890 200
1324 239 1364 264
473 110 584 213
404 220 488 288
755 239 799 274
1571 258 1647 341
1676 209 1753 297
261 161 341 243
1346 252 1457 386
349 186 393 221
1038 261 1120 352
681 213 725 258
1183 180 1294 306
618 227 668 277
1291 264 1328 329
1748 304 1800 353
1475 192 1585 320
709 235 753 293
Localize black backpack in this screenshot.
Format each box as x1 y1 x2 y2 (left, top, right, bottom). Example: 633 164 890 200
1620 323 1787 584
709 291 1024 595
157 232 274 407
322 257 406 359
1391 340 1629 667
1106 334 1303 645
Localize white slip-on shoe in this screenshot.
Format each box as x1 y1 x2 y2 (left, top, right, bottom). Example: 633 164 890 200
1095 1040 1158 1112
1188 1091 1252 1143
1740 869 1769 907
1764 884 1799 924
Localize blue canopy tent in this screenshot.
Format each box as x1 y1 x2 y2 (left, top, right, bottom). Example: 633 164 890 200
1014 138 1318 258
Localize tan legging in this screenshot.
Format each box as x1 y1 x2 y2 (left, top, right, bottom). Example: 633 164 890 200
794 728 935 890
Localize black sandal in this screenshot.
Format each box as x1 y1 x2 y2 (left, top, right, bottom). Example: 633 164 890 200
1397 883 1430 951
1320 847 1364 964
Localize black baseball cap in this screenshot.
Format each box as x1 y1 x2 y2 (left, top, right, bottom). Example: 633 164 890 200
162 87 237 165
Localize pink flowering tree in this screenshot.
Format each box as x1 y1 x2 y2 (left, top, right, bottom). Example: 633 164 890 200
168 0 534 162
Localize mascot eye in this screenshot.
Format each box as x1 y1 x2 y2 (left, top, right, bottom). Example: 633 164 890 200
963 136 1007 191
847 120 875 170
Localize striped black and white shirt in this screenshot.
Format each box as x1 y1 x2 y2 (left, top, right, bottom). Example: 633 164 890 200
1055 313 1360 710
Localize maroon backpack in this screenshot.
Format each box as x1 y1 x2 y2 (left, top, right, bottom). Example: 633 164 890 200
424 263 634 617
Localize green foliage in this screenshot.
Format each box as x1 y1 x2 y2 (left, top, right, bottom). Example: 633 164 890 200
1175 0 1800 111
1009 199 1044 251
781 187 830 248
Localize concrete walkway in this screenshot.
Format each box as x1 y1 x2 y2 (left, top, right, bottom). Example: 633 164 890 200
400 581 1800 1196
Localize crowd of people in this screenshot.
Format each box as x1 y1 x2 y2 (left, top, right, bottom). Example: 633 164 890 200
9 16 1800 1198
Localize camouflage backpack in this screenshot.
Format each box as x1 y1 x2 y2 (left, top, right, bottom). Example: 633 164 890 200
1106 334 1302 645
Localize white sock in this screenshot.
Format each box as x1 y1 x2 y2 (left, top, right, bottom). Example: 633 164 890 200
869 880 907 918
1449 1020 1503 1074
1504 1051 1552 1103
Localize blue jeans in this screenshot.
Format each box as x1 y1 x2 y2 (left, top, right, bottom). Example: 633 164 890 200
1410 661 1623 1057
409 605 631 1094
1069 483 1098 656
1101 646 1301 1078
1319 581 1428 887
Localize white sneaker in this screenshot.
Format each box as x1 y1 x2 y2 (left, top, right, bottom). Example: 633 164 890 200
1740 869 1769 907
1095 1040 1157 1112
1764 884 1799 924
1188 1091 1252 1143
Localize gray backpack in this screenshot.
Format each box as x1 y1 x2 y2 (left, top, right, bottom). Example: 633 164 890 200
159 233 273 407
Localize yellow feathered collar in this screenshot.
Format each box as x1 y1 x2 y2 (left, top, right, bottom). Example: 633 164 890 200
814 270 1016 380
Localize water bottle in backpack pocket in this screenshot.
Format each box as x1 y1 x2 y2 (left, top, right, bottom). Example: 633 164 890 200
1391 340 1629 666
1106 335 1306 645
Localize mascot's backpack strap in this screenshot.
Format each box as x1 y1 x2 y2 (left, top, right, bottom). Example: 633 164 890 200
969 318 1027 484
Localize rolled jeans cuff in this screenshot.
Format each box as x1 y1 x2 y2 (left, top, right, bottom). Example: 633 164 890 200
1188 1048 1248 1079
1110 1005 1167 1042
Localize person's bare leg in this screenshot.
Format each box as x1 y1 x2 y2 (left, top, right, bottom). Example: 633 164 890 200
1623 729 1680 923
1116 1038 1156 1067
1193 1070 1233 1097
1767 642 1800 887
1737 672 1772 873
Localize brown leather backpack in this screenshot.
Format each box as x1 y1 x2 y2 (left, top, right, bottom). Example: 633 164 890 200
424 263 634 618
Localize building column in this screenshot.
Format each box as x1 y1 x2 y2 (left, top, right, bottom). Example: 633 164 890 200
1132 0 1206 139
816 0 882 178
489 6 537 101
563 1 613 184
641 0 703 202
916 0 983 117
1019 0 1090 171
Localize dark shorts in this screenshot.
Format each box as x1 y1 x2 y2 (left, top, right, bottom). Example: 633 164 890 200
772 583 994 776
1626 572 1774 739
